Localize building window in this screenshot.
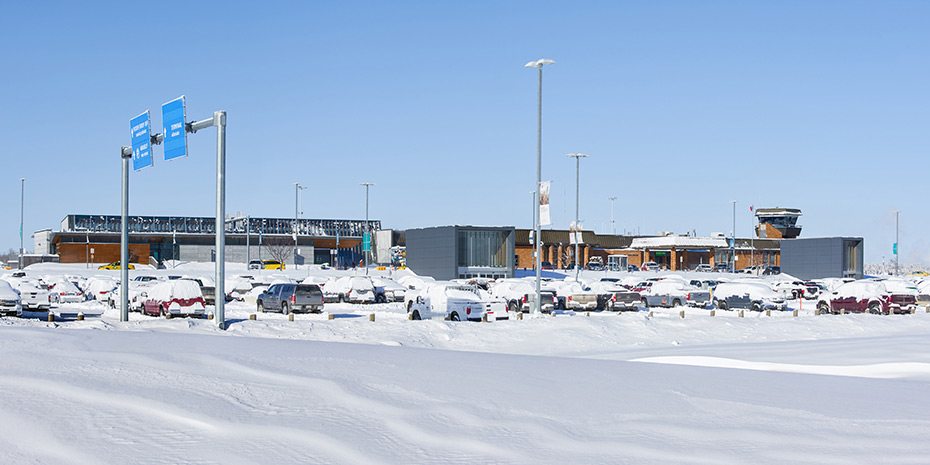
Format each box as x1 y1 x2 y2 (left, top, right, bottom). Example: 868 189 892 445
457 230 507 268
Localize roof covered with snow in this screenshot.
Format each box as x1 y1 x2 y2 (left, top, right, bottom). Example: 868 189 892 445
630 237 729 249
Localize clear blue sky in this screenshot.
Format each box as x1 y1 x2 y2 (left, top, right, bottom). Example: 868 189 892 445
1 1 927 265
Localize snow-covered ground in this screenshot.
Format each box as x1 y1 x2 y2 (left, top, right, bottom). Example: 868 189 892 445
2 264 930 463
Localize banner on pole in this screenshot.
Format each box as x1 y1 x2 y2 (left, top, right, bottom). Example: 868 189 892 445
539 181 551 226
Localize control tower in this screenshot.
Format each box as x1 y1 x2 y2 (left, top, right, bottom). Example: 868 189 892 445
755 208 802 239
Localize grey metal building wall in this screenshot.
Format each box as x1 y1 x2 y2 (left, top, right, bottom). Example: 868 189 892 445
781 237 863 280
178 244 309 265
406 226 457 280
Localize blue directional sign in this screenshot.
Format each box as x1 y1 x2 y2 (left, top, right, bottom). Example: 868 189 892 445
162 96 188 161
130 111 153 171
363 233 371 252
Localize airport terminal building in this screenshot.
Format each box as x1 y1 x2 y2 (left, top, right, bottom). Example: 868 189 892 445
35 214 380 268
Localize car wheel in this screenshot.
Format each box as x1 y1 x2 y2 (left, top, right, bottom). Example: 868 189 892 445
672 299 682 307
449 312 460 321
640 298 649 308
751 302 762 312
818 301 831 315
257 301 264 313
375 294 386 304
339 294 345 303
868 302 882 315
282 302 290 315
412 310 421 320
508 301 520 313
716 300 728 310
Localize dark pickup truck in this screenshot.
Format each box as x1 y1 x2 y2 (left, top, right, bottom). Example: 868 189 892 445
599 289 642 311
256 283 324 314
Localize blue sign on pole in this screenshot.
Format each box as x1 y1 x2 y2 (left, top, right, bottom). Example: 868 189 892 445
130 111 153 171
363 233 371 252
162 96 188 161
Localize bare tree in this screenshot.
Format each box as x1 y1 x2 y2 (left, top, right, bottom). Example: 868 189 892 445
264 237 293 265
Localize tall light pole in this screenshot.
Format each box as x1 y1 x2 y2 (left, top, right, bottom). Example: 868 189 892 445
526 58 554 314
609 196 617 235
894 209 899 276
567 153 589 281
360 182 375 275
294 182 306 267
19 178 25 270
731 200 737 273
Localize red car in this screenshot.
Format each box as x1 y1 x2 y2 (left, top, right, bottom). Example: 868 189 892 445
141 280 206 318
816 280 916 315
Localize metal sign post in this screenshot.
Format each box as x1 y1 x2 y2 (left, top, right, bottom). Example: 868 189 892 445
123 98 226 328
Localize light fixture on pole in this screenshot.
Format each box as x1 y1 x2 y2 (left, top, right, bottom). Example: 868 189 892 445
360 182 375 275
525 58 554 314
19 178 25 270
609 196 617 235
294 182 306 267
567 153 589 281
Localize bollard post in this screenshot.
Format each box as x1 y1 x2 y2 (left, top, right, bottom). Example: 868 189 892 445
710 310 715 317
738 310 744 318
249 314 256 321
766 310 771 317
647 311 653 318
840 309 845 315
77 312 84 321
586 312 590 317
482 314 488 322
288 313 294 322
47 312 54 322
517 312 523 320
679 310 685 319
369 313 375 322
328 313 335 320
793 309 798 317
208 313 214 320
911 308 916 315
408 313 414 320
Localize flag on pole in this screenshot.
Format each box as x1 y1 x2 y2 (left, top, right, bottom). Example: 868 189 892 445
750 205 754 212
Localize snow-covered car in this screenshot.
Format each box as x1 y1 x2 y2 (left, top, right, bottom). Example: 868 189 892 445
3 279 51 311
549 280 600 310
108 281 155 312
46 278 84 304
141 280 206 318
640 281 709 308
816 280 917 315
490 279 555 313
256 283 324 314
641 261 660 272
693 264 713 272
405 282 488 321
712 282 787 311
84 276 118 301
372 277 407 302
0 280 22 317
323 276 378 303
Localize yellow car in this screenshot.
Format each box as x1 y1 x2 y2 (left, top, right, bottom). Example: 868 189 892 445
262 260 285 270
908 271 929 277
98 262 135 270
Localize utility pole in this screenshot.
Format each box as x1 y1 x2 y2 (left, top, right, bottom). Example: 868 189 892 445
609 196 617 235
19 178 25 270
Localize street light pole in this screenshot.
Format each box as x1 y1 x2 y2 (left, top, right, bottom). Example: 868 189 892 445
895 209 900 276
360 182 375 275
567 153 589 282
526 58 554 315
294 182 305 267
731 200 737 273
19 178 25 270
609 196 617 235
